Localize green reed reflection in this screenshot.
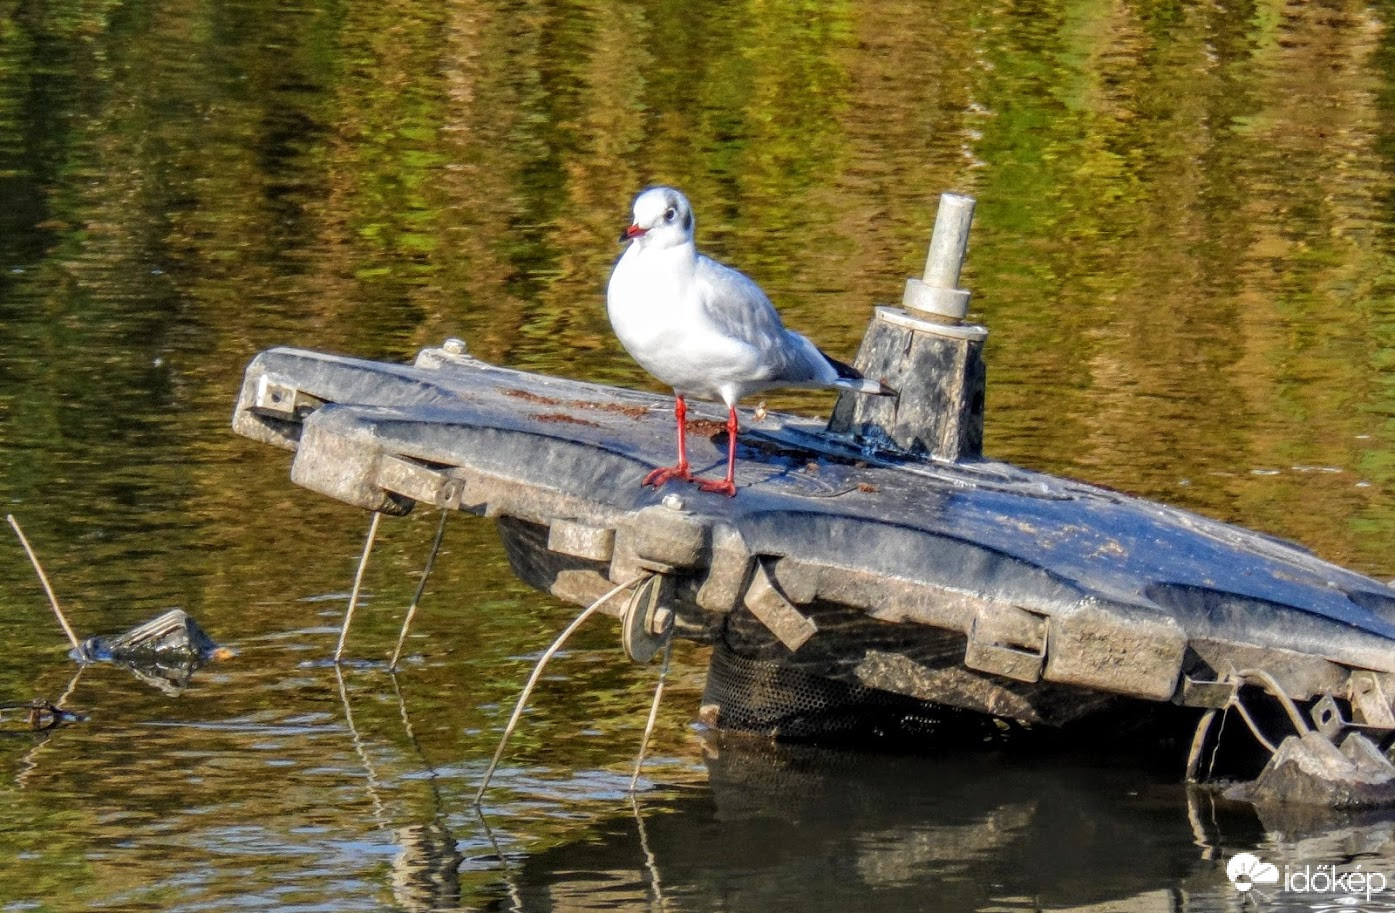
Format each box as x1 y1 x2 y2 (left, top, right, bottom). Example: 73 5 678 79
5 0 1395 909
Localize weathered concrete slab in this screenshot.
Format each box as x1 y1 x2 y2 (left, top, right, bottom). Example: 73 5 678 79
234 343 1395 735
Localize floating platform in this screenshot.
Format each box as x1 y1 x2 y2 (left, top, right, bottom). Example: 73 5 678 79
234 340 1395 794
231 192 1395 805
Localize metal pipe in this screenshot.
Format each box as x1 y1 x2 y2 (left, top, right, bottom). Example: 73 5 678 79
1231 698 1279 755
922 193 976 290
335 511 381 664
902 193 976 322
1233 668 1311 735
1184 709 1219 783
474 575 648 805
390 510 450 671
630 639 673 792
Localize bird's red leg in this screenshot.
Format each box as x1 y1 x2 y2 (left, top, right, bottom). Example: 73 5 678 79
698 406 739 497
676 396 690 472
643 396 693 487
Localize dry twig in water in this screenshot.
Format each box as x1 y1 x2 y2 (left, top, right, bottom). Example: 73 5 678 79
6 515 84 656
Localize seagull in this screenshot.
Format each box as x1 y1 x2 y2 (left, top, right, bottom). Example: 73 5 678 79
606 186 893 497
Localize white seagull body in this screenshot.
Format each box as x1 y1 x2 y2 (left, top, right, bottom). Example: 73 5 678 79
606 186 890 496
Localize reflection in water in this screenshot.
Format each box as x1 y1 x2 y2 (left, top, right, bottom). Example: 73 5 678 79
335 663 390 830
508 740 1199 912
391 821 463 912
505 740 1395 913
7 628 1395 912
13 664 85 789
386 674 466 911
5 0 1395 909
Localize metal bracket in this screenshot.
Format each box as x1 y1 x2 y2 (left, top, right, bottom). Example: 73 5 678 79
252 375 323 419
548 520 615 562
1311 693 1346 742
1179 675 1239 710
744 561 818 652
1349 670 1395 730
621 574 676 663
375 455 466 510
964 607 1046 682
629 504 708 569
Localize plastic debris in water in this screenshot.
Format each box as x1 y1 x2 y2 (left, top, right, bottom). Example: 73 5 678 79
81 608 234 695
81 608 224 662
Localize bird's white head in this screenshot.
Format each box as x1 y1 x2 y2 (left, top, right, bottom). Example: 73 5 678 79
620 186 695 250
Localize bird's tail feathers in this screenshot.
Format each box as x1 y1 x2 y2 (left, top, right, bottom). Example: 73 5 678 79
823 352 897 397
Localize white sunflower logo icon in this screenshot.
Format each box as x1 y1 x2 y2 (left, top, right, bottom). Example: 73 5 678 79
1228 853 1280 893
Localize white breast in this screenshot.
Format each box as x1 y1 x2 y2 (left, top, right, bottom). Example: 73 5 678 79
607 243 728 399
607 239 841 406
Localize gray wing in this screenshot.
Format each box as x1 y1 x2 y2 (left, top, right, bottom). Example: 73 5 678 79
694 255 835 385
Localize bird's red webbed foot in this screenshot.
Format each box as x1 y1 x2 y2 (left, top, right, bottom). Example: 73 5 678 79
644 396 694 489
694 405 740 497
643 465 692 488
695 405 740 497
696 477 737 497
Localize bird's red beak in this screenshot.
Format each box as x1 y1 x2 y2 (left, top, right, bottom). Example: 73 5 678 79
620 224 646 243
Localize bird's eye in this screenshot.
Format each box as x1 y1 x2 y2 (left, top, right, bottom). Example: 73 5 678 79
664 207 676 222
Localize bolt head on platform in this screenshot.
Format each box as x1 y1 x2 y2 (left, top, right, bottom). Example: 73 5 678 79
903 278 971 321
902 192 976 323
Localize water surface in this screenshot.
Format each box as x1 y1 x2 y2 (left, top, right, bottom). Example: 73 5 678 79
5 0 1395 909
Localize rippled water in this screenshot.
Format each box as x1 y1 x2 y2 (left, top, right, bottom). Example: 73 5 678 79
6 0 1395 909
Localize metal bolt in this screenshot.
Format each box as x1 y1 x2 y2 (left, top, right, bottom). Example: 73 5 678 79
661 493 685 511
650 607 674 635
902 193 975 322
922 193 976 290
442 337 467 355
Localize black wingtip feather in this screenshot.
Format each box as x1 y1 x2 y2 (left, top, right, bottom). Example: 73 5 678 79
823 351 896 396
823 352 864 381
